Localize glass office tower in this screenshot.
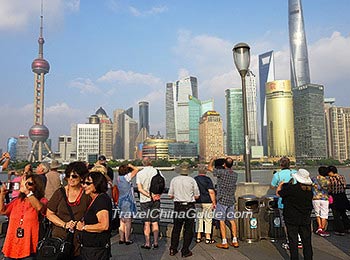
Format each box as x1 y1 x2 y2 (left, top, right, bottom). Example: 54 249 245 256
139 101 150 133
189 95 214 148
289 0 326 160
258 51 275 155
226 88 244 155
288 0 311 88
166 76 198 142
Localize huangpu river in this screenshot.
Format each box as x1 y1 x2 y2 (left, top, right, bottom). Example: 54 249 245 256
1 167 349 187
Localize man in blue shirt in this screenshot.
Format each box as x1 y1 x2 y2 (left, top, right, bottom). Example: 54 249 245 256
271 157 298 250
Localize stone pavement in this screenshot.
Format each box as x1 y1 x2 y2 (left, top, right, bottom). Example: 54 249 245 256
0 223 349 259
109 231 350 260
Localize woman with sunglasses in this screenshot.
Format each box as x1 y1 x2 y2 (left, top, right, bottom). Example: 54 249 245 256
76 171 113 260
0 174 46 259
46 161 91 259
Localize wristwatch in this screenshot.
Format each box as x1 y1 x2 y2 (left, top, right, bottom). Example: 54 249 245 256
26 191 34 198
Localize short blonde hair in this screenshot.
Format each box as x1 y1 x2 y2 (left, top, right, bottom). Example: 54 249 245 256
90 164 107 175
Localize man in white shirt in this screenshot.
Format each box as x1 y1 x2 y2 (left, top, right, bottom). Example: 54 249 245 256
168 161 200 258
136 157 161 249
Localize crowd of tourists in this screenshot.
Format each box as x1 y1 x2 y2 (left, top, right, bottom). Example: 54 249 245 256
0 152 349 260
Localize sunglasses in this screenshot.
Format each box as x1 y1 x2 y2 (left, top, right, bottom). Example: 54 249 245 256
26 181 34 186
68 174 80 179
82 181 93 186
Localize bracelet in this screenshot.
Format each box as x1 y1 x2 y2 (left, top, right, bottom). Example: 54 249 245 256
26 191 34 198
63 222 67 229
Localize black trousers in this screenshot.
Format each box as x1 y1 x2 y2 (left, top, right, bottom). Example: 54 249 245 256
170 203 196 255
332 208 350 233
285 223 313 260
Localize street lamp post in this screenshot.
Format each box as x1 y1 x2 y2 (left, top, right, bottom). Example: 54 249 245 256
233 42 252 182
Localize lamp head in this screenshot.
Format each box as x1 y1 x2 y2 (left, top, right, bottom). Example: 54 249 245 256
233 42 250 77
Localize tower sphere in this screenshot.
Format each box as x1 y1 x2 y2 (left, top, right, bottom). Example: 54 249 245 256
29 124 49 142
32 58 50 74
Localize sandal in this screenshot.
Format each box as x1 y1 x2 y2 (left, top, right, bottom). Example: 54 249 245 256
195 238 202 243
205 239 216 244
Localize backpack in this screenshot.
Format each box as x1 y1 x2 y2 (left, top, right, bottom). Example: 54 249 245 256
149 169 165 195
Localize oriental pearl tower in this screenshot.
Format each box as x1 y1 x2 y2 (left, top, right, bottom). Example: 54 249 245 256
28 2 52 162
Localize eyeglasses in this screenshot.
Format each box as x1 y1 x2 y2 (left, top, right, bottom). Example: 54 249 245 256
26 181 34 186
82 181 93 186
68 174 79 179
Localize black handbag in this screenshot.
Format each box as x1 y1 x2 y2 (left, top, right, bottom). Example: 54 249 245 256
37 187 75 260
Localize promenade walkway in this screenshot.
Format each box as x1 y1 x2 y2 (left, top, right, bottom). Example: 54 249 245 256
0 223 349 259
108 231 350 260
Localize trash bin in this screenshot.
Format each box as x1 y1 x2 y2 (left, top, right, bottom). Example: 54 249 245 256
238 195 260 243
259 195 285 242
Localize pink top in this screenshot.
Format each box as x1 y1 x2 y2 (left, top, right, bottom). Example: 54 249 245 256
10 176 22 199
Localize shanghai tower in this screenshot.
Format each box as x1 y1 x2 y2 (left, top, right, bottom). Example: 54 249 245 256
289 0 326 161
288 0 311 88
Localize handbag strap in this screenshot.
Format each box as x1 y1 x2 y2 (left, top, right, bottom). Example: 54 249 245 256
60 187 75 221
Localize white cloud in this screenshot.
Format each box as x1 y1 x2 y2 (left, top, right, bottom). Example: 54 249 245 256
98 70 162 88
69 78 101 94
129 5 168 17
0 0 79 31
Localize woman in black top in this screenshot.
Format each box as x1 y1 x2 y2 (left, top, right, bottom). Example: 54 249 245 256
277 169 313 260
76 171 113 260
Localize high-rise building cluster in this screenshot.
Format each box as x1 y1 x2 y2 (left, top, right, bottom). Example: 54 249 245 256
5 0 350 163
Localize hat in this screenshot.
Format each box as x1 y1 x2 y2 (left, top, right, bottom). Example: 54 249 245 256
175 161 193 175
98 155 106 161
292 169 312 185
50 160 61 169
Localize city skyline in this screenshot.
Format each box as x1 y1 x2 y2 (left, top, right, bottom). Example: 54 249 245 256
1 0 350 151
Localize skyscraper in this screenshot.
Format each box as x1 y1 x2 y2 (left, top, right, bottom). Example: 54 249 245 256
246 70 259 147
28 3 52 162
324 102 350 162
265 80 295 157
188 95 214 148
199 111 224 162
76 124 99 161
95 107 113 160
16 135 29 161
113 108 138 159
258 51 275 155
288 0 311 88
289 0 327 160
293 84 327 160
139 101 150 133
225 88 244 155
166 76 198 141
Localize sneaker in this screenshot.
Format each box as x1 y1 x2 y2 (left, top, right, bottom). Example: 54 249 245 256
216 243 229 249
315 228 322 234
319 230 330 237
281 242 289 250
298 242 303 249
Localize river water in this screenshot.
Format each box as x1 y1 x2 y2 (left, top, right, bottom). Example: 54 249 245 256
1 167 349 186
160 167 350 186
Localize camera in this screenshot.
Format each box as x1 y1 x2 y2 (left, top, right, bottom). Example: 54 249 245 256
5 182 20 192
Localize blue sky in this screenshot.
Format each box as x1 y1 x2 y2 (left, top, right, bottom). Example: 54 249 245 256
1 0 350 152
